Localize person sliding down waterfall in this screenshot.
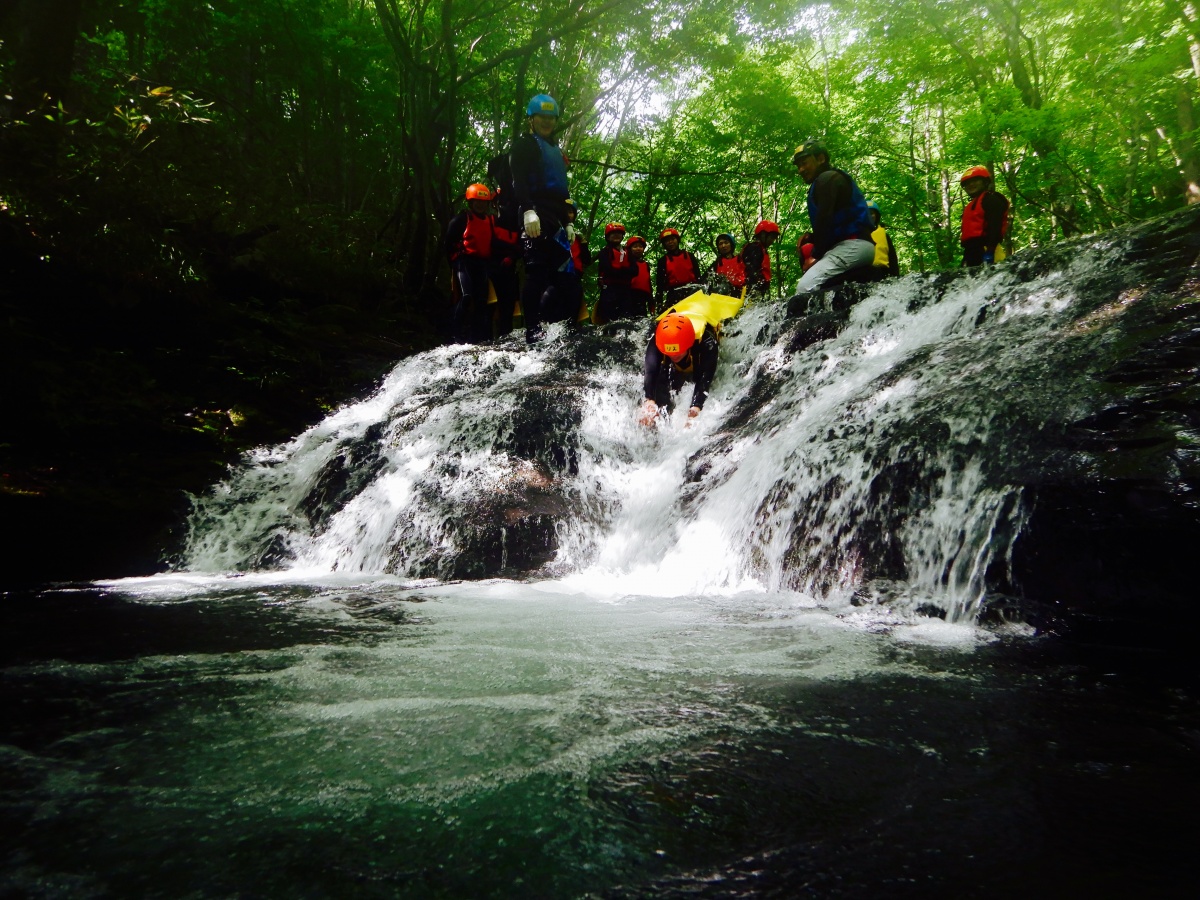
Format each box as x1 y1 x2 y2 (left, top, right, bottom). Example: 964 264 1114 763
511 93 576 343
789 140 875 304
638 289 744 426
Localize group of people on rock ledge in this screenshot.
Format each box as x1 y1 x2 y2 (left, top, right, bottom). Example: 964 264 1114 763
444 94 1011 423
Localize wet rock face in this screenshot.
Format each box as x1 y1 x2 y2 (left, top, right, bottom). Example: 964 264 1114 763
681 206 1200 624
299 423 388 530
444 461 566 579
184 207 1200 633
438 324 644 579
1000 208 1200 642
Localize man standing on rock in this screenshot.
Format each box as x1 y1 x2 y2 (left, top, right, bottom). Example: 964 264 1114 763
511 93 576 343
791 140 876 295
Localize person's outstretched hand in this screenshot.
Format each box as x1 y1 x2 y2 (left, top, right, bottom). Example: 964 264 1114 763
638 398 658 427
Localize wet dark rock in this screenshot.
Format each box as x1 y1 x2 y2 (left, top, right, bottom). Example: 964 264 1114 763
445 463 565 579
1000 207 1200 645
683 207 1200 634
506 386 583 475
299 423 388 530
786 310 850 353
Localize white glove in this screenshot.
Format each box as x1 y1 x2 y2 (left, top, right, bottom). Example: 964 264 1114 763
523 209 541 238
565 224 575 242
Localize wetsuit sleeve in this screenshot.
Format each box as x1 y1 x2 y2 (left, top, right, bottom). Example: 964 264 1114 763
655 257 667 304
444 212 467 262
983 192 1008 248
810 170 848 259
888 234 899 277
643 336 663 401
578 241 594 269
689 332 720 409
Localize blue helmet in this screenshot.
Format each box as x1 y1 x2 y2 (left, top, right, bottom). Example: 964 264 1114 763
865 200 880 213
526 94 560 117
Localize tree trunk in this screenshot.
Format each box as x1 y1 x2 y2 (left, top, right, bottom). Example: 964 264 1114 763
1177 85 1200 204
936 104 955 268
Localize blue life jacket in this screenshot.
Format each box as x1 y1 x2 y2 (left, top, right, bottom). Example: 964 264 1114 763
807 168 872 249
533 134 569 200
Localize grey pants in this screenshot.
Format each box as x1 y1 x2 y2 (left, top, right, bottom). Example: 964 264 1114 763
795 239 876 293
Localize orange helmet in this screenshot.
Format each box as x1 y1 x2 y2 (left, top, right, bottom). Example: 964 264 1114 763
959 165 991 185
465 183 492 201
625 235 647 249
658 227 680 241
754 219 780 235
655 313 695 361
604 222 626 237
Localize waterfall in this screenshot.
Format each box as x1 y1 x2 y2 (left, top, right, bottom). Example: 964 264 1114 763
181 236 1134 623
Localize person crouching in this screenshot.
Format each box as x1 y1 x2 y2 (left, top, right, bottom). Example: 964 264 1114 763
639 313 719 426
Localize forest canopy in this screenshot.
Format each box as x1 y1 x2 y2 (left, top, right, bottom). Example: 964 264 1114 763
3 0 1198 292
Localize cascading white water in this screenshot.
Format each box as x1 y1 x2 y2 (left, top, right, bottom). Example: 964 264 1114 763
182 248 1118 623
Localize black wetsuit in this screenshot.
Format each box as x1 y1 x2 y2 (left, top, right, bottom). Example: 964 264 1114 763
510 131 574 336
643 330 720 412
740 240 771 299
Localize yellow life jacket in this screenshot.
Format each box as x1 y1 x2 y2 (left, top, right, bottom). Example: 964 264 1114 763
655 290 744 340
871 226 890 269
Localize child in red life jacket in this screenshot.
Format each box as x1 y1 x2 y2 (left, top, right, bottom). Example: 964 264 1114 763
709 233 746 296
740 220 779 300
655 228 703 310
596 222 639 322
959 165 1010 267
626 235 654 317
444 182 500 343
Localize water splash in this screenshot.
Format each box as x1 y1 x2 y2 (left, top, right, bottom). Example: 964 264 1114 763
183 246 1124 623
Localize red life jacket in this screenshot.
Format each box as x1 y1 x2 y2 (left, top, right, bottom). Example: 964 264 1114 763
630 260 651 294
961 192 1009 243
714 255 745 287
571 238 584 274
664 250 696 288
600 246 632 286
461 212 494 258
761 249 772 282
